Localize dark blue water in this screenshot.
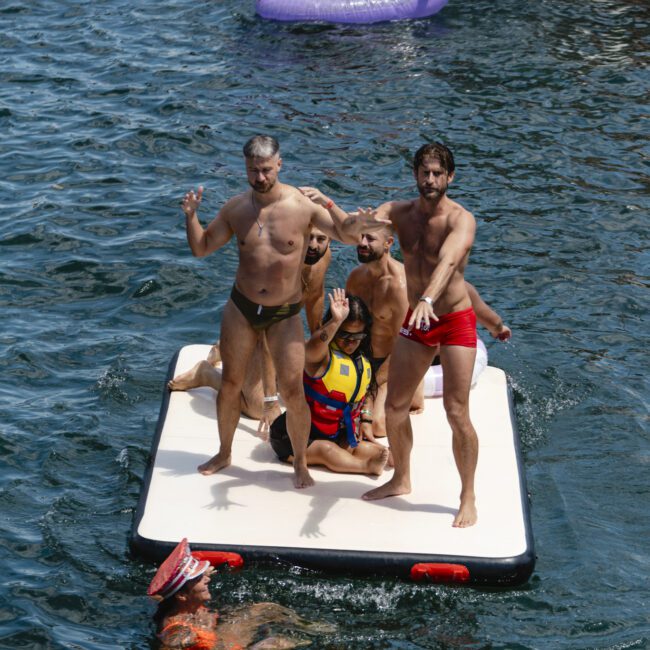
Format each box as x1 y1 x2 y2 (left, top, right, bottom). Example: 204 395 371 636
1 1 648 648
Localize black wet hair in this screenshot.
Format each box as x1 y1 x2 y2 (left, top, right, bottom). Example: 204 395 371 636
413 142 455 175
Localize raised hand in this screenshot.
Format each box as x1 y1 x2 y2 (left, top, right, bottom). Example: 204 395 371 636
182 186 203 217
347 206 392 234
328 287 349 323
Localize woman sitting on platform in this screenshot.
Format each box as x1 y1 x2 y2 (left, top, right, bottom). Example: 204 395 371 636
270 289 388 476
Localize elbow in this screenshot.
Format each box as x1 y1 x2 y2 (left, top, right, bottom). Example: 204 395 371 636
189 242 207 257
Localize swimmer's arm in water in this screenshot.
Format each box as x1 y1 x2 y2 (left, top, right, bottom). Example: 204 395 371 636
182 185 235 257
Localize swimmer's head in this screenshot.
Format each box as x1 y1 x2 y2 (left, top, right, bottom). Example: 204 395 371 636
148 538 211 603
304 227 331 266
244 135 282 194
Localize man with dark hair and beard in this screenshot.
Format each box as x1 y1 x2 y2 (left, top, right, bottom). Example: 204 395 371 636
360 142 480 528
304 143 481 526
180 135 386 489
301 227 331 333
345 227 416 442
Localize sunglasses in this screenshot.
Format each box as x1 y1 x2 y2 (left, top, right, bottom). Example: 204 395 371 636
336 330 367 341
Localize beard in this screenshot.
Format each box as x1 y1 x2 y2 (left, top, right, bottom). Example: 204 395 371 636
417 182 447 200
304 248 326 265
250 178 276 193
357 247 382 263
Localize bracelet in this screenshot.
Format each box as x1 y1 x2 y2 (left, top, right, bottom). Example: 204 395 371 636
419 296 433 306
324 199 334 210
360 418 373 424
360 409 372 417
263 395 279 403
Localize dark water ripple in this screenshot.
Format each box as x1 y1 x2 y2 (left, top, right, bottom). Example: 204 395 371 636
1 0 649 648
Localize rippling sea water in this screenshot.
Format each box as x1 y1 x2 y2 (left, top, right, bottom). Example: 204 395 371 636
1 1 648 648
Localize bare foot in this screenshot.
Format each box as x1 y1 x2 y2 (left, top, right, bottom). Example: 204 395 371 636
293 463 315 489
362 476 410 500
452 495 477 528
168 360 216 391
198 452 231 475
207 343 221 366
366 447 389 476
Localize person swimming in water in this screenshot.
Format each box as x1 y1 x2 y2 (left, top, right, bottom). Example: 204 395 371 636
149 538 332 649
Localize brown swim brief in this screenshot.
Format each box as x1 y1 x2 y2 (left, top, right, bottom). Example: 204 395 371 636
230 285 302 331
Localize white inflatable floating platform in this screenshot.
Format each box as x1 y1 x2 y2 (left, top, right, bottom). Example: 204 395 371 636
131 345 535 587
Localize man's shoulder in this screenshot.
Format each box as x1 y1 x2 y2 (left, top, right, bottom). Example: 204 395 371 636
347 264 369 284
283 184 310 205
346 265 370 294
222 191 250 216
447 199 474 224
379 199 413 216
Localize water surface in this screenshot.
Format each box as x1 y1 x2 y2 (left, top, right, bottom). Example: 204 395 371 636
1 1 648 648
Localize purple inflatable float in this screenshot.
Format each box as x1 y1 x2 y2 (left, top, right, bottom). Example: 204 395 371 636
255 0 448 24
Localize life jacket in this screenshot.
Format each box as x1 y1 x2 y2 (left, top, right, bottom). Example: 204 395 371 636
303 343 372 447
159 622 220 650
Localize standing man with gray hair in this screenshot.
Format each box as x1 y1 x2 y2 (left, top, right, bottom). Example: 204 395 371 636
181 135 388 488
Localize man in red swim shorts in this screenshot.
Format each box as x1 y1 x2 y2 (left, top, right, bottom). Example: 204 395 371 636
399 306 477 348
349 143 480 527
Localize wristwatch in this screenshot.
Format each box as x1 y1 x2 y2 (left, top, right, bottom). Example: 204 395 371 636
419 296 433 306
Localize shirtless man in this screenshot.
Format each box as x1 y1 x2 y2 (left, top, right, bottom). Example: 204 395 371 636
345 227 410 441
168 228 332 428
181 135 385 488
358 142 480 527
344 235 510 444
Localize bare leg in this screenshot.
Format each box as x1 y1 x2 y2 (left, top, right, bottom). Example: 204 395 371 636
409 379 425 414
168 360 222 392
239 340 265 419
440 344 478 527
371 380 388 438
351 441 390 475
267 315 314 488
299 440 388 476
198 301 259 475
207 342 221 366
363 337 434 500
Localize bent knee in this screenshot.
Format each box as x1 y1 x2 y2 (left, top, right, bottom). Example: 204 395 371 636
278 381 305 405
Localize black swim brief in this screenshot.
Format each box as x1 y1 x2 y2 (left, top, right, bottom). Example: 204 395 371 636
269 412 347 461
230 285 302 331
369 356 387 375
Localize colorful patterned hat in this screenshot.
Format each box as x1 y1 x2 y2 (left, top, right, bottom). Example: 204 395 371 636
147 538 210 601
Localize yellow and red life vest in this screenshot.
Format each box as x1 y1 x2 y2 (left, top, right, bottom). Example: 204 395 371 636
303 343 372 446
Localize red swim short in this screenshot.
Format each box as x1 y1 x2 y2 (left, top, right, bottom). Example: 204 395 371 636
399 307 477 348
